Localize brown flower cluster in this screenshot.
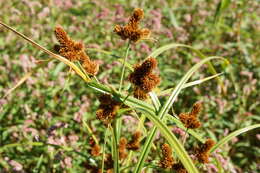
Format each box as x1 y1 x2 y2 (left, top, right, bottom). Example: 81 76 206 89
129 57 160 100
114 8 151 43
159 144 187 172
96 94 121 125
119 137 128 160
54 26 99 75
194 139 215 163
85 163 101 173
89 137 100 157
172 162 187 173
104 154 114 172
159 143 174 168
126 131 142 150
179 102 202 129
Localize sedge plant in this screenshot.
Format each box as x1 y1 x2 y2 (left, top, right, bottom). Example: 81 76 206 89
1 7 260 173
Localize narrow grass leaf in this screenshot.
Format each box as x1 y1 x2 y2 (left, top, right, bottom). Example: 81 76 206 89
147 43 226 92
2 59 52 98
159 73 223 96
210 124 260 153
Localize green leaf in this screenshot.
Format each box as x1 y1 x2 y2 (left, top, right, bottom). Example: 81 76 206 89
110 125 119 173
147 43 227 92
159 73 224 96
210 124 260 153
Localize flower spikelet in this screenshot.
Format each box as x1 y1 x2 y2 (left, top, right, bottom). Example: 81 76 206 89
190 102 202 116
194 139 215 163
88 137 101 157
179 101 203 129
129 57 160 100
127 131 141 150
96 94 121 125
91 144 101 157
114 8 151 43
54 26 85 62
54 26 99 75
179 113 201 129
119 137 128 160
133 87 148 100
128 8 144 30
82 59 99 76
159 143 174 169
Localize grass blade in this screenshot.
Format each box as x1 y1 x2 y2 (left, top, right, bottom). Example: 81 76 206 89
101 129 109 173
210 124 260 153
3 71 32 98
159 73 224 96
147 43 226 92
2 59 52 98
110 124 119 173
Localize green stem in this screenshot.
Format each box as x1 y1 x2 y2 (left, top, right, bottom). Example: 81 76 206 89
182 128 189 146
110 124 119 173
115 41 131 161
101 129 108 173
119 41 131 92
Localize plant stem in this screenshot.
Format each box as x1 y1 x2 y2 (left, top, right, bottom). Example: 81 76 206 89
101 129 108 173
83 120 99 145
182 128 189 146
115 40 131 163
110 124 119 173
119 41 131 92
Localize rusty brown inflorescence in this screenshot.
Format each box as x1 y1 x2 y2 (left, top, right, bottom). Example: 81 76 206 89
179 102 202 129
54 26 99 75
96 94 121 126
88 137 101 157
194 139 215 163
172 162 188 173
114 8 151 43
160 143 174 169
127 131 142 150
129 57 160 99
119 137 128 160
